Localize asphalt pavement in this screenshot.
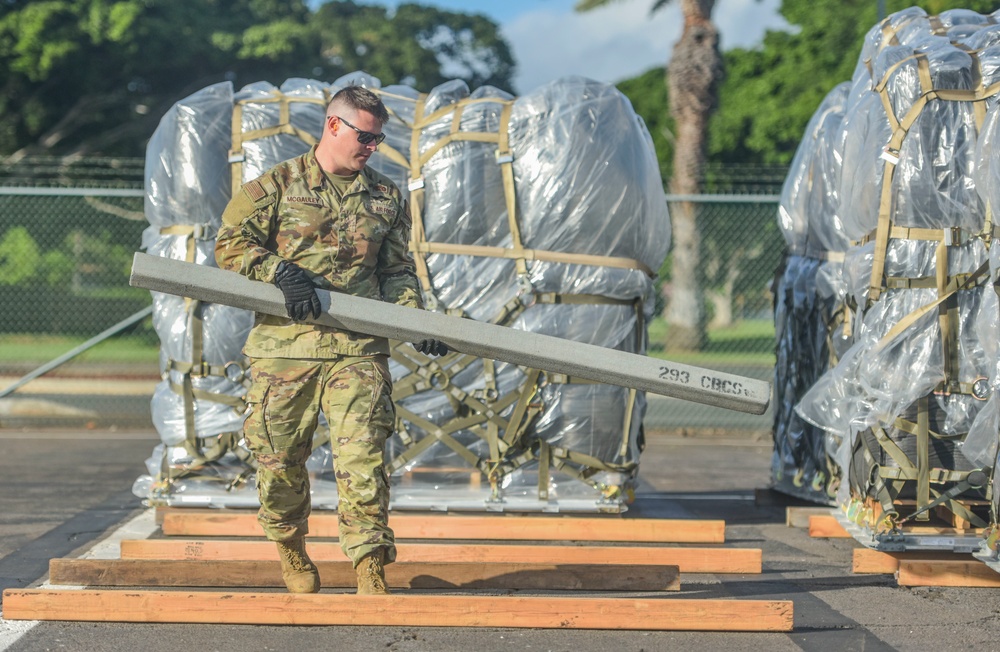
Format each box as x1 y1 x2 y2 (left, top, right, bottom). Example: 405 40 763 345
1 423 1000 651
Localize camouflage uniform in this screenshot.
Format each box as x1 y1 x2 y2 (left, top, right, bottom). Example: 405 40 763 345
215 145 421 566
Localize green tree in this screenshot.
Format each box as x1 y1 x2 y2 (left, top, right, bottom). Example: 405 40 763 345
0 226 41 285
616 68 672 183
710 0 1000 166
579 0 723 352
313 2 515 91
0 0 515 158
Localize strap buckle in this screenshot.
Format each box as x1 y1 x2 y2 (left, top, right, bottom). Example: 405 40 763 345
224 361 246 383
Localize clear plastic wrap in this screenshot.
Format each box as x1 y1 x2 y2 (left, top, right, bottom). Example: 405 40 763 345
771 83 850 503
794 23 1000 539
967 81 1000 567
137 82 257 499
135 72 670 513
385 74 668 510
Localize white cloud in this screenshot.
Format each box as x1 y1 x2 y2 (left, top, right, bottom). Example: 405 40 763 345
503 0 789 94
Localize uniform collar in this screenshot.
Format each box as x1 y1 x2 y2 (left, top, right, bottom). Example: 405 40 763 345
305 146 326 190
306 145 377 196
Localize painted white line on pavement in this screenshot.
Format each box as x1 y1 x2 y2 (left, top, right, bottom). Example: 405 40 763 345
0 508 158 649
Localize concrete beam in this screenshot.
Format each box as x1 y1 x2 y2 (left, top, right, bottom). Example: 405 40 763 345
130 253 770 414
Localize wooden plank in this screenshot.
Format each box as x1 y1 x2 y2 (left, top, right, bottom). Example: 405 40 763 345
897 560 1000 587
807 515 851 538
786 507 833 528
120 539 761 573
2 589 794 631
49 558 680 591
160 512 726 544
852 549 973 574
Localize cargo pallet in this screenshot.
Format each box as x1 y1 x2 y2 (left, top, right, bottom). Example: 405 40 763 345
786 506 1000 588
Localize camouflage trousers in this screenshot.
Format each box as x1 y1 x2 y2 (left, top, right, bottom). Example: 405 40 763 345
243 355 396 567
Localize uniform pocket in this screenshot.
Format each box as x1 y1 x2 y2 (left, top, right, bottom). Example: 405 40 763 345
353 212 391 267
370 356 395 427
243 374 275 453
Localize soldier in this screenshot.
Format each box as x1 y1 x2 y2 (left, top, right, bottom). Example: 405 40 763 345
215 85 448 595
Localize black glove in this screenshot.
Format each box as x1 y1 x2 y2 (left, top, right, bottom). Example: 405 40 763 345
273 261 321 321
414 339 449 356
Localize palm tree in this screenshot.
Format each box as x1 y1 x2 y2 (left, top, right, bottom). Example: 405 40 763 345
577 0 722 351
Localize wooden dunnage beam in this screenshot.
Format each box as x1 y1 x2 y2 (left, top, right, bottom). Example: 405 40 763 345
48 559 680 591
159 512 726 544
852 549 973 574
807 515 851 538
129 253 770 414
896 560 1000 587
121 539 762 573
2 589 794 631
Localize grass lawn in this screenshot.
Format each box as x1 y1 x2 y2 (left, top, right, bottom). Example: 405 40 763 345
646 318 775 368
0 319 776 369
0 333 160 364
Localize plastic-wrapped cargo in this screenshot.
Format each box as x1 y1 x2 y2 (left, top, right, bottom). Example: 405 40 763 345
771 82 851 504
796 14 1000 546
967 86 1000 569
133 71 670 513
387 75 668 510
133 82 258 505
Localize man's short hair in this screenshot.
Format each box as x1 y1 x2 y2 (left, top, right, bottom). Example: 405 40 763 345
328 86 390 125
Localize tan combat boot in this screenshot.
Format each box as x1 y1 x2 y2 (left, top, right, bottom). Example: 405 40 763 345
356 549 390 595
275 538 320 593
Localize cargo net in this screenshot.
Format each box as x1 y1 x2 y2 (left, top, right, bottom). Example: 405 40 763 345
133 72 670 513
794 7 1000 549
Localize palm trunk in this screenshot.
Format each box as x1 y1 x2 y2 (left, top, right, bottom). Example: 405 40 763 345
662 0 721 352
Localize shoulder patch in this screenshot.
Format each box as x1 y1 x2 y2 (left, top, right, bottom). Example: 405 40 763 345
242 177 278 208
244 179 267 202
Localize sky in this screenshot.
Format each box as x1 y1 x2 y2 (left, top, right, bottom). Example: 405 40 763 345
352 0 791 94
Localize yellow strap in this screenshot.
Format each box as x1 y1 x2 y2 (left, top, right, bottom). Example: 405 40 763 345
405 96 435 299
534 292 636 306
872 260 989 354
618 389 637 459
412 241 654 277
168 381 246 411
495 102 528 278
230 101 244 195
229 92 327 193
916 396 930 518
538 441 551 500
871 425 917 473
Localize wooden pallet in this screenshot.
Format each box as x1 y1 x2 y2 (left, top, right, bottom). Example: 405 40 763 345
157 508 726 543
120 539 763 574
1 589 794 631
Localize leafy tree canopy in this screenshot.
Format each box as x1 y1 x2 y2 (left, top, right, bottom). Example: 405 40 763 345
709 0 1000 166
0 0 515 157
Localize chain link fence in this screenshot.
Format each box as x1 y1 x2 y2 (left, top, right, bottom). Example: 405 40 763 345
0 157 785 433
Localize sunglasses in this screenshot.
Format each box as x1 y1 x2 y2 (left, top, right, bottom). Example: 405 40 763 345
331 115 386 145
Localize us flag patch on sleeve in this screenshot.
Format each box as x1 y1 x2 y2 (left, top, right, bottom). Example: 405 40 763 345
244 179 267 202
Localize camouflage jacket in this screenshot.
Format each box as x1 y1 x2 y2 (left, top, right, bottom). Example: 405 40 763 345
215 146 422 358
